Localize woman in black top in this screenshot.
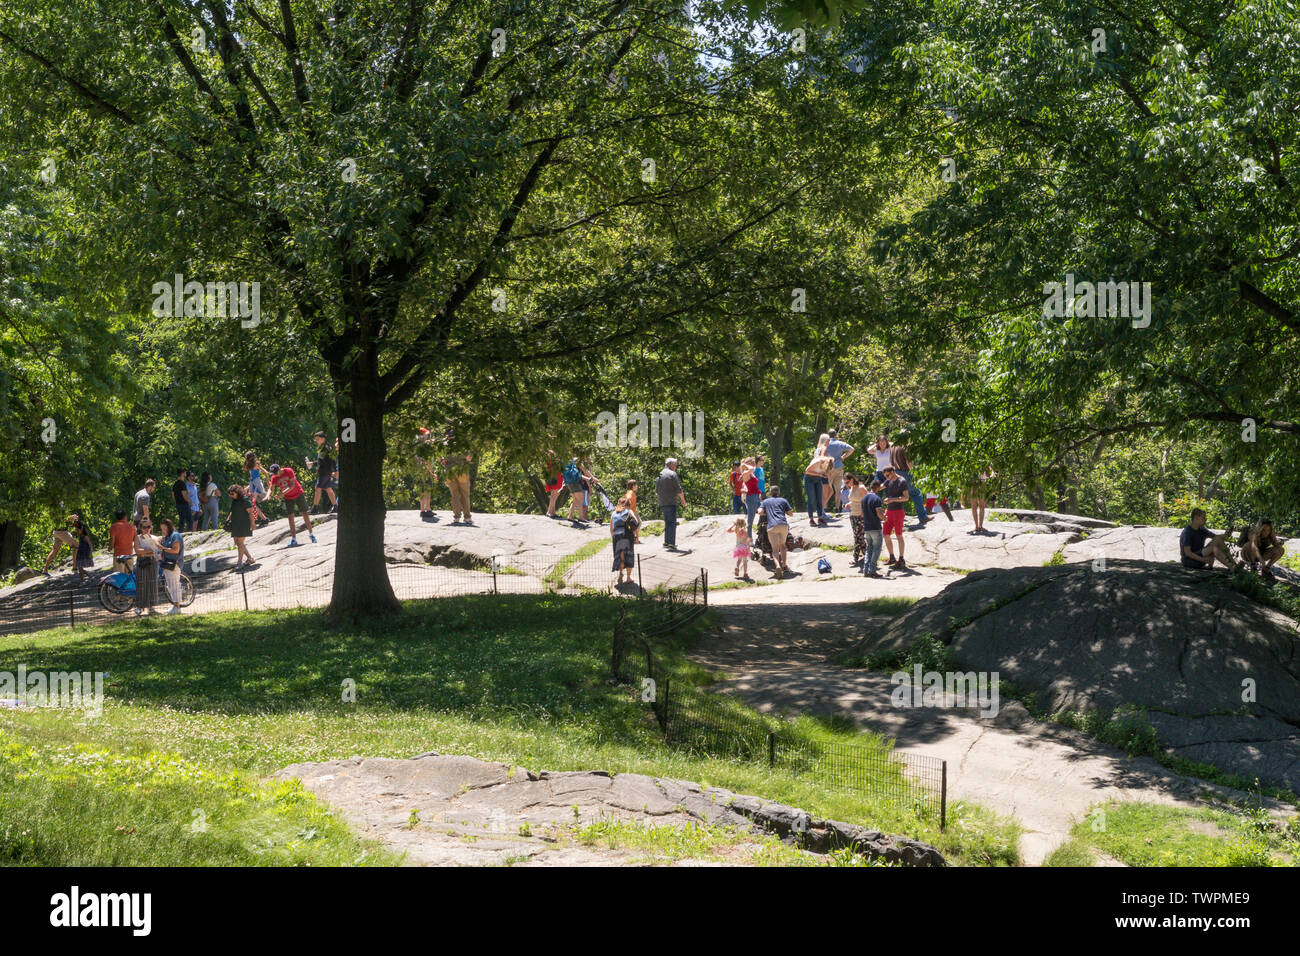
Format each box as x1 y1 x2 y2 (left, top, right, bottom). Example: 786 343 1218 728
224 485 257 570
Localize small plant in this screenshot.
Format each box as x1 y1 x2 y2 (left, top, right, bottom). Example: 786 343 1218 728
407 809 420 829
518 821 532 837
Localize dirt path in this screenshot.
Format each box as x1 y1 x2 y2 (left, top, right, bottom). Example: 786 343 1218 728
694 569 1235 865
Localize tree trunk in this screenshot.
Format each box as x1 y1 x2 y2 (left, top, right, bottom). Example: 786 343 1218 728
0 522 24 570
329 350 401 618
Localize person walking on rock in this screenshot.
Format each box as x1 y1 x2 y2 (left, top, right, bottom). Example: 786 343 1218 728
803 438 833 526
610 496 640 586
438 432 473 525
741 456 762 541
760 486 793 577
656 458 687 552
225 485 257 570
266 463 317 547
860 480 886 577
825 429 855 515
309 431 339 514
845 474 867 565
543 450 564 518
889 434 928 527
172 468 192 533
881 465 911 570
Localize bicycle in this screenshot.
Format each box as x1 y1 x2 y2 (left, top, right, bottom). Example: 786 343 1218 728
98 561 195 614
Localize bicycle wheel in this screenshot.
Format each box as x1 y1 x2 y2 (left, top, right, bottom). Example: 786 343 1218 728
177 573 196 608
98 580 132 614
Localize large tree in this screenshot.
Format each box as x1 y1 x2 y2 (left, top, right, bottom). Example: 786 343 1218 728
0 0 866 612
823 0 1300 513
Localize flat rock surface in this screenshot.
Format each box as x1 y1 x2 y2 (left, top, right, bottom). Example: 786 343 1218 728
272 752 943 866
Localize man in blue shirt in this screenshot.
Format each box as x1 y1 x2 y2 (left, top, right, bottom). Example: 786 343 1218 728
760 486 793 576
824 430 855 516
860 481 887 577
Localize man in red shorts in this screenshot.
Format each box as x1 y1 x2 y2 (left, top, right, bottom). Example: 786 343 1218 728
267 463 317 547
881 464 910 570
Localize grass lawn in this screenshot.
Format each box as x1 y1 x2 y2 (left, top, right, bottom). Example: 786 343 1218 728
0 594 1019 866
1044 802 1300 867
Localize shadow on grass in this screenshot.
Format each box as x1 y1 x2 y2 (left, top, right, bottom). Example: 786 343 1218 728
0 594 698 726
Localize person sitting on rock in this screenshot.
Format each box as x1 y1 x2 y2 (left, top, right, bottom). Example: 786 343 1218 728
1179 509 1231 571
1241 518 1285 581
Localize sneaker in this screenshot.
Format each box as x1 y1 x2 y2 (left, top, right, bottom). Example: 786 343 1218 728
1263 567 1277 582
309 534 318 544
896 558 908 569
884 556 896 566
167 606 181 615
286 539 300 548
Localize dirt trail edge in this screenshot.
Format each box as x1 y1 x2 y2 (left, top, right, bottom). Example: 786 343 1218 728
696 574 1268 866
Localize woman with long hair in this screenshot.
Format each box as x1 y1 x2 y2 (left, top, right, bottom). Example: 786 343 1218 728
803 435 833 526
245 451 269 527
133 517 161 615
1243 518 1285 581
224 484 257 570
157 518 185 615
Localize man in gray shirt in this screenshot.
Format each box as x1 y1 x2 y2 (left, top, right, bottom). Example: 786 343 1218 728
655 458 687 551
133 479 156 523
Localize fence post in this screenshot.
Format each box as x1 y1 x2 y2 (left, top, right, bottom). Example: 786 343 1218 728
611 604 626 680
491 557 498 595
637 553 643 597
68 590 75 629
940 760 947 832
702 568 708 607
240 566 250 611
668 590 675 628
768 731 775 768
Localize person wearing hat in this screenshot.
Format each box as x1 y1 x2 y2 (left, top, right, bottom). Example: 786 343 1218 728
308 430 338 514
880 464 911 569
266 462 317 546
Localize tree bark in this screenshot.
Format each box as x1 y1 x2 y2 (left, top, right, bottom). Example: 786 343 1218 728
329 345 400 618
0 522 24 570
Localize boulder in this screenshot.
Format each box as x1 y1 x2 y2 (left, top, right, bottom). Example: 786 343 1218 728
839 560 1300 789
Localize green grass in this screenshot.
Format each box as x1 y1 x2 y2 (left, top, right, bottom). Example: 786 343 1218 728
858 596 919 616
1066 801 1299 867
1042 839 1096 867
638 521 664 536
0 732 396 866
0 594 1018 866
545 540 611 586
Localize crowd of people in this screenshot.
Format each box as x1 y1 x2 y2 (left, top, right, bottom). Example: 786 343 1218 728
39 430 346 597
32 423 1292 599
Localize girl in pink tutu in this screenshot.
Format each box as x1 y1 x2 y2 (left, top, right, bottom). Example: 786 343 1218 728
730 516 750 579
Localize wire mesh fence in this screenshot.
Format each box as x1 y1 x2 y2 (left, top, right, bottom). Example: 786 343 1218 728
0 535 711 637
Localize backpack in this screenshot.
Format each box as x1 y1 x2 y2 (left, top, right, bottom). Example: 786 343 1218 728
816 557 831 574
563 462 582 487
